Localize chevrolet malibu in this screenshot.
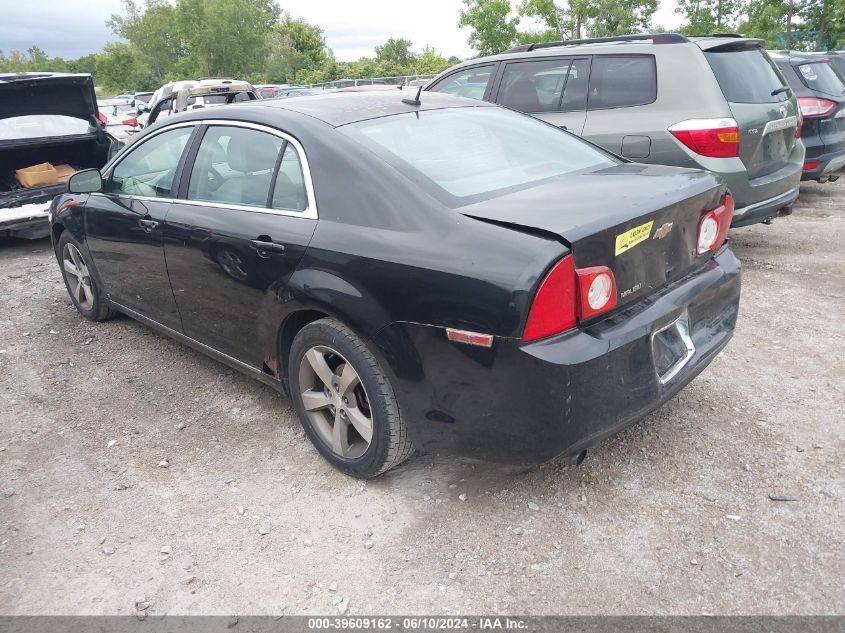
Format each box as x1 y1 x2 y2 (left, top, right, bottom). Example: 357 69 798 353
49 92 741 478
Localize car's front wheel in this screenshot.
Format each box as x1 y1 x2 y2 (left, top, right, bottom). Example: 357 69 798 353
57 231 114 321
288 318 415 477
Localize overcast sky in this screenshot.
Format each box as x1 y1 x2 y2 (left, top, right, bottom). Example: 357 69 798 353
1 0 682 61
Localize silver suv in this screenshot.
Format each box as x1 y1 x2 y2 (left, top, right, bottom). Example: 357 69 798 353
425 33 805 227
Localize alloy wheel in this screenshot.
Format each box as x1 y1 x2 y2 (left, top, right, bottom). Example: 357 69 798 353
62 243 94 311
298 345 373 459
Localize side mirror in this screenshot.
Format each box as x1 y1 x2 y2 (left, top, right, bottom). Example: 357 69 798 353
67 169 103 194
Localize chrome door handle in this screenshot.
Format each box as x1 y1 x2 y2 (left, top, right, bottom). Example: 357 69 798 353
139 218 159 232
249 239 286 254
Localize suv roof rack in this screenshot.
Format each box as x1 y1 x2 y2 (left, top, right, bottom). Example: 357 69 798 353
504 32 688 54
701 33 744 38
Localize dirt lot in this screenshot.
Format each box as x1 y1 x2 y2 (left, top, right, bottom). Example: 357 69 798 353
0 181 843 617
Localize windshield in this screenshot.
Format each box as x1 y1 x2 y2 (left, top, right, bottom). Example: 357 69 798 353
797 61 845 97
0 115 94 142
705 49 790 104
344 107 616 204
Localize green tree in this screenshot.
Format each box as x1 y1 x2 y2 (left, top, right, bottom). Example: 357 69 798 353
375 37 417 66
108 0 182 82
265 14 328 82
799 0 845 50
458 0 519 55
517 0 658 41
738 0 807 49
675 0 742 33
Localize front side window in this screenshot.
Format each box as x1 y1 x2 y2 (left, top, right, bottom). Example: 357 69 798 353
588 56 657 109
106 126 193 197
344 107 616 204
188 126 284 208
429 64 495 101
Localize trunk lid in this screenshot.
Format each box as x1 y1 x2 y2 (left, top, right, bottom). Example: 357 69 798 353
458 164 725 311
0 73 100 124
702 44 800 180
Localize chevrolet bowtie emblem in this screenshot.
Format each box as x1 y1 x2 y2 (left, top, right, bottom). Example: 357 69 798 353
653 222 673 240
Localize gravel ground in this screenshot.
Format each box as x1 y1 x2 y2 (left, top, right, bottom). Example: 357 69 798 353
0 181 843 616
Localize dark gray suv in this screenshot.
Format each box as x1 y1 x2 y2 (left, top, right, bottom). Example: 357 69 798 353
426 33 805 227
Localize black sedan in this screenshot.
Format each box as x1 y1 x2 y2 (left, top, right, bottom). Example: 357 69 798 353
49 92 741 477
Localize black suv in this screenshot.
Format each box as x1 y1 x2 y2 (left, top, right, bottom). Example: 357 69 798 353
771 51 845 182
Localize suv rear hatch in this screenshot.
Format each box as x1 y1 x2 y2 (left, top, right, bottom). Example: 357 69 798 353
459 163 726 313
794 59 845 156
702 41 800 181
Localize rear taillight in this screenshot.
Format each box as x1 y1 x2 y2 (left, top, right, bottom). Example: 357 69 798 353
697 195 734 256
669 118 740 158
796 111 804 138
522 256 618 342
575 267 617 321
523 256 577 342
803 161 821 171
97 111 108 125
122 117 138 127
798 97 837 118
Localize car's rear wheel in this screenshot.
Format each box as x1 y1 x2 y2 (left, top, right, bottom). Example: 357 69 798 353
288 318 415 477
57 232 114 321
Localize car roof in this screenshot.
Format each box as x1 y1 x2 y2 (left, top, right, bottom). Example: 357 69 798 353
244 90 492 127
769 50 836 64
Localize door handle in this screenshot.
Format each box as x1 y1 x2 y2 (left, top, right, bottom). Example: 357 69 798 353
139 218 159 232
249 239 286 256
559 125 568 131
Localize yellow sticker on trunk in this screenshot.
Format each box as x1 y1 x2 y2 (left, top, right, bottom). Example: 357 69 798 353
615 221 654 256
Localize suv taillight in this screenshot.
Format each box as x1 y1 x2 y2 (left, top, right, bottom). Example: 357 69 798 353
669 118 740 158
697 195 734 256
522 256 618 342
796 111 804 138
798 97 837 118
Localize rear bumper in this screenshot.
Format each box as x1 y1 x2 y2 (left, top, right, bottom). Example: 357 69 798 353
801 148 845 181
0 202 51 239
731 187 799 228
379 246 741 465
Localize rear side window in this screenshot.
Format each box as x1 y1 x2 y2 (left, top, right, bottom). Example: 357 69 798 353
188 126 283 208
429 65 495 101
588 56 656 109
704 49 789 104
796 62 845 97
497 58 588 113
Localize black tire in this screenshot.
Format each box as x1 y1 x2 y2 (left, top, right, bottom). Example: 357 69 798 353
288 318 415 477
56 231 115 322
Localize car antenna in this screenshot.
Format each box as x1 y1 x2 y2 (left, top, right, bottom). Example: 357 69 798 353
402 85 422 106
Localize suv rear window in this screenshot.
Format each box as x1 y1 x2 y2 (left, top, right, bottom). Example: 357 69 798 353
796 62 845 97
705 49 789 103
587 56 656 109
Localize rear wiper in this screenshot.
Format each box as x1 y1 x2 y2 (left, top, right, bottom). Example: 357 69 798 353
771 86 791 97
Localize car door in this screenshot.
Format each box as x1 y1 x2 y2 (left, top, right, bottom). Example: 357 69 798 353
163 122 317 368
491 57 590 135
85 123 197 329
581 55 659 159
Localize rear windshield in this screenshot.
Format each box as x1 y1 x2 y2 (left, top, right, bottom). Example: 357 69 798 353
705 49 790 104
796 62 845 97
343 107 616 204
0 115 93 142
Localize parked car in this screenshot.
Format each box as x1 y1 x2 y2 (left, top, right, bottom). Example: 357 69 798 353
0 72 119 239
771 51 845 182
256 84 284 98
50 92 740 477
127 79 260 142
131 91 155 110
426 33 805 227
135 78 259 130
97 100 138 143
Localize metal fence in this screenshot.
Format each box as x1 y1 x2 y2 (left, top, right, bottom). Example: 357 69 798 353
305 74 436 90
